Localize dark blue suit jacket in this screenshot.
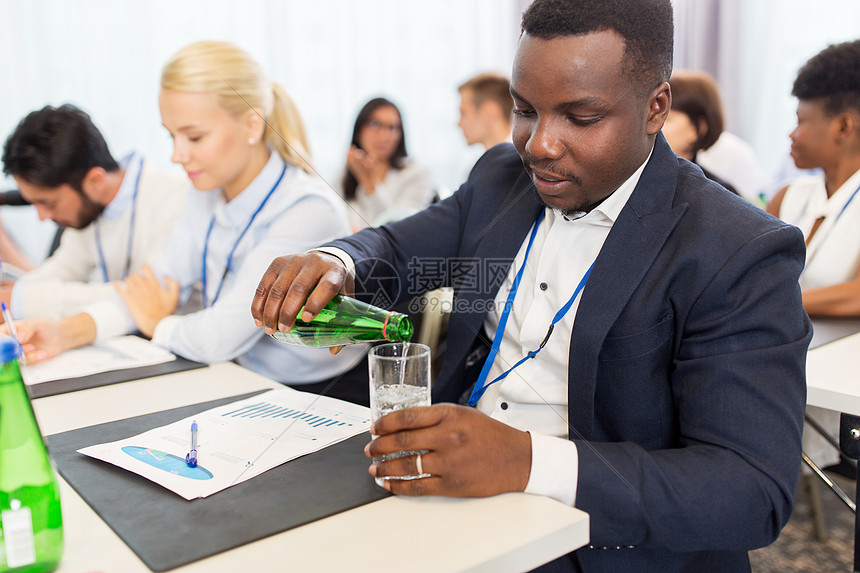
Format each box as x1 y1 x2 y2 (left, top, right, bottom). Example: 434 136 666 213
329 136 811 572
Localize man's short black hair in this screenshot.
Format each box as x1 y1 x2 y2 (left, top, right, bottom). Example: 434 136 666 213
792 40 860 117
2 104 118 193
521 0 674 92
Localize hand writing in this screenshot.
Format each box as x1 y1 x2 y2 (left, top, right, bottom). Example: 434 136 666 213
2 318 64 363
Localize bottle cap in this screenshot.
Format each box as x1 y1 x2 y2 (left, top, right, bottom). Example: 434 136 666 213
0 335 22 363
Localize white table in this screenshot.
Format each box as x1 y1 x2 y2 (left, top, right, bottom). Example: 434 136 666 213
32 362 589 573
806 330 860 571
807 331 860 416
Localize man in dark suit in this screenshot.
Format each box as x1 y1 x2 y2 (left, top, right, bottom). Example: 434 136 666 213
252 0 811 571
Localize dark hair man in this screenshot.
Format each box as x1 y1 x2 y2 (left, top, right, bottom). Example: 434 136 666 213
2 104 187 320
252 1 811 571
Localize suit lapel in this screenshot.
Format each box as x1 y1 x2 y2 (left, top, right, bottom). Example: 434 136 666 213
439 170 542 394
567 137 687 440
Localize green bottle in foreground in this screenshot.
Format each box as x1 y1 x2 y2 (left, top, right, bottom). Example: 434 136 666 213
271 295 414 347
0 336 63 572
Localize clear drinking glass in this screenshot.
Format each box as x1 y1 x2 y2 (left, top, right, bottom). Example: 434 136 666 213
368 342 431 486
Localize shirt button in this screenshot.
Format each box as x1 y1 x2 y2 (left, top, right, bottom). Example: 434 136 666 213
500 402 509 410
539 282 548 291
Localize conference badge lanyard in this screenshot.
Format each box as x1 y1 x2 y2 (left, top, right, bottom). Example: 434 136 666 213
802 179 860 265
201 163 287 307
467 209 595 407
94 156 144 282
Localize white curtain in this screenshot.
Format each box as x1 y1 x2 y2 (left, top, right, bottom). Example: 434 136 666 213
0 0 522 261
3 0 858 262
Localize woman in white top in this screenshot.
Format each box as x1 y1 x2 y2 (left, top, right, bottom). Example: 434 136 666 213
337 97 435 230
767 40 860 472
767 41 860 317
12 41 367 400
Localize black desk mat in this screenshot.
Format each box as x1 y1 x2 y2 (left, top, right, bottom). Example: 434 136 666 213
47 391 389 572
28 356 207 399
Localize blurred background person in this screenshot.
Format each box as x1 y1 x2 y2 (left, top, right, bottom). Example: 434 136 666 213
665 70 775 205
766 39 860 478
457 72 513 151
664 71 740 196
697 130 775 206
336 97 435 230
455 72 513 184
767 40 860 317
1 104 188 320
9 41 369 404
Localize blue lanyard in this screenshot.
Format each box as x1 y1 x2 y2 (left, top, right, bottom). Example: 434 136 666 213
467 210 595 407
833 181 860 222
797 180 860 259
793 180 860 228
202 164 287 307
94 157 144 282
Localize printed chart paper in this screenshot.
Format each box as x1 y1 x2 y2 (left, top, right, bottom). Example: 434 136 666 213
21 335 176 385
78 388 372 500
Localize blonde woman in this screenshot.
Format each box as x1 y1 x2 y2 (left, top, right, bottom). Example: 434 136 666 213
11 41 368 400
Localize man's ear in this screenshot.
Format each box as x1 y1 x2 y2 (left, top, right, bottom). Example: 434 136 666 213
646 81 672 136
80 167 108 201
480 100 503 122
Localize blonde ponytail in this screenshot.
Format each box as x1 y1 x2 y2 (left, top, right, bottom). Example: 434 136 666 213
267 83 313 174
161 41 313 173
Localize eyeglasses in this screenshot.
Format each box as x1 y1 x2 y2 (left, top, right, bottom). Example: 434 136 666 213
366 119 402 133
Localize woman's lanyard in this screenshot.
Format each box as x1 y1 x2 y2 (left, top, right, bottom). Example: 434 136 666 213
467 209 595 407
201 163 287 307
798 179 860 262
94 157 144 282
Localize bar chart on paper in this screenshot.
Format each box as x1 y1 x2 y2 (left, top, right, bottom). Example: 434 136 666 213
222 402 358 428
78 388 373 499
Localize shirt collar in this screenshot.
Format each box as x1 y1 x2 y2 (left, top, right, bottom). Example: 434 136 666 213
214 151 285 226
101 152 143 221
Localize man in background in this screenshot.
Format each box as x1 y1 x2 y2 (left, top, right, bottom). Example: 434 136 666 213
451 72 515 186
457 72 513 151
1 104 188 320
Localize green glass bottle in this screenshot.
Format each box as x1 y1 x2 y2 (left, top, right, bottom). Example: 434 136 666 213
270 295 414 347
0 336 63 572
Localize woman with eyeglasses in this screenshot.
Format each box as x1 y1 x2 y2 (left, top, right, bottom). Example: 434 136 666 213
337 97 435 231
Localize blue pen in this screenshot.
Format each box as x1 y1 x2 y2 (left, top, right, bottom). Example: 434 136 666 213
1 302 25 365
185 420 198 468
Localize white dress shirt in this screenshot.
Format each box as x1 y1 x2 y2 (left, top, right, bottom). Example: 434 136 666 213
480 150 651 506
84 152 365 384
12 153 188 319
